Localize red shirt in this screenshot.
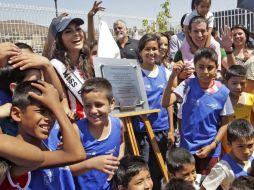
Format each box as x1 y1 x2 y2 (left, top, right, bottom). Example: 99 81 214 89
0 171 30 190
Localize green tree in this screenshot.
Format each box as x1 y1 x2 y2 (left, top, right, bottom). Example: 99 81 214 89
142 0 171 33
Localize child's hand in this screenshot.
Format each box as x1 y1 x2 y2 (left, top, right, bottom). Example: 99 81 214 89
0 42 20 67
196 145 212 158
167 131 175 146
172 61 185 76
91 155 119 175
8 52 50 70
28 80 61 111
66 110 79 122
178 67 194 80
88 1 105 17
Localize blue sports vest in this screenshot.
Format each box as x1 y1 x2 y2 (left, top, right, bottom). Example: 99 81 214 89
27 167 75 190
0 89 11 106
0 89 18 136
133 66 169 132
74 116 121 190
181 78 229 157
28 133 75 190
43 121 61 151
222 154 254 177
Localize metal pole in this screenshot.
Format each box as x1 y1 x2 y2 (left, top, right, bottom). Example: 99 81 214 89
54 0 58 17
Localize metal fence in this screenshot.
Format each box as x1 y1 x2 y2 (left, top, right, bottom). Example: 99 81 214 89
214 9 254 33
0 2 157 53
1 2 252 53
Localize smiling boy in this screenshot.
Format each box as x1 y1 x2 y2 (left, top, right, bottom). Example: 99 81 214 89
162 48 234 174
70 77 125 190
201 119 254 190
10 80 85 189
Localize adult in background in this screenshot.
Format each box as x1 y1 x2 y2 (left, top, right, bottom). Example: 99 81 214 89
113 19 139 59
49 15 94 119
221 25 254 94
174 16 222 81
169 13 187 60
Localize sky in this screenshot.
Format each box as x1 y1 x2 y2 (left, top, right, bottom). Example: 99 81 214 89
1 0 239 27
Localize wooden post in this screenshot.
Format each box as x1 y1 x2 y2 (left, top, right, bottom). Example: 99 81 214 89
112 109 169 183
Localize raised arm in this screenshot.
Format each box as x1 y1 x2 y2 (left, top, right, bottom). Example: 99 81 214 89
7 52 74 119
0 134 44 167
28 81 85 168
87 1 105 44
8 53 65 102
161 61 184 107
221 26 236 69
0 134 44 177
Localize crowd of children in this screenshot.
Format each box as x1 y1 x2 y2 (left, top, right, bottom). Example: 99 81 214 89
0 0 254 190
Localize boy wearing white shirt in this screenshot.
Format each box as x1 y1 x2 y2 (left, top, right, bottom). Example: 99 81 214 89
201 119 254 190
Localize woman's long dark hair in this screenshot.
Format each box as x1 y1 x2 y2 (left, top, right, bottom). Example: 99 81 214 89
231 24 252 62
52 30 94 79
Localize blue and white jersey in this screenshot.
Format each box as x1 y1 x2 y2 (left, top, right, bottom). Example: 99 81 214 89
222 153 254 177
174 77 234 157
27 166 75 190
0 89 18 136
202 153 254 190
74 116 121 190
133 65 170 132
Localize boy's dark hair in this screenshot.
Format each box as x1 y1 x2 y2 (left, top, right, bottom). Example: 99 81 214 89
181 14 188 28
189 16 208 31
15 42 33 52
194 48 218 66
80 77 113 102
191 0 211 11
12 80 42 110
166 148 195 175
224 65 247 81
229 176 254 190
227 119 254 144
165 178 195 190
138 33 159 63
113 155 149 188
0 65 27 91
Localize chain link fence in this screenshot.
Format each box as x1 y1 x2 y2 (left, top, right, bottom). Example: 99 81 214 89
1 2 251 53
0 2 158 53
